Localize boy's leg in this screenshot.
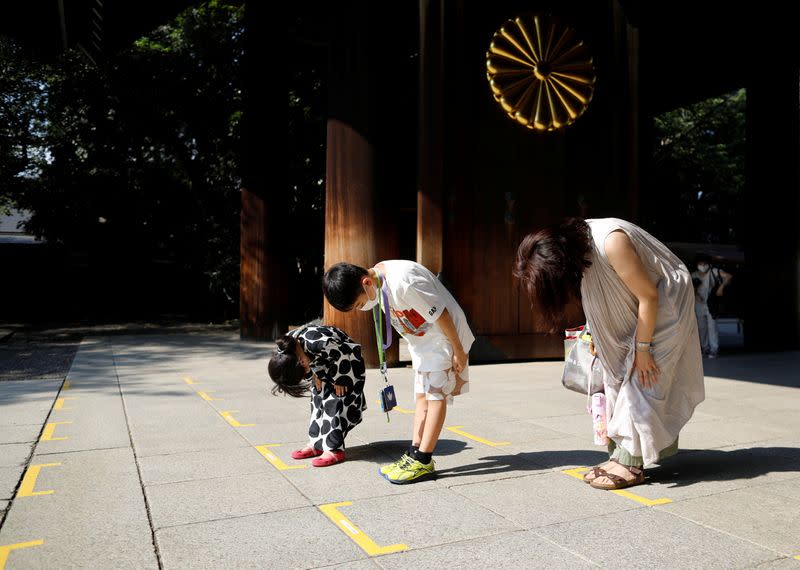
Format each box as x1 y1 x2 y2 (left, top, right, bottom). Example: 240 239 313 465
419 399 446 453
412 393 428 448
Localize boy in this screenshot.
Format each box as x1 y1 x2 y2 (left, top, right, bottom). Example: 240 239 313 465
323 260 475 484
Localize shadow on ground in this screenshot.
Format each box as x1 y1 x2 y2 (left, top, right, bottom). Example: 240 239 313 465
648 446 800 487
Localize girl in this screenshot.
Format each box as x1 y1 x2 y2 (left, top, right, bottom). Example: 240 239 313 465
267 325 367 467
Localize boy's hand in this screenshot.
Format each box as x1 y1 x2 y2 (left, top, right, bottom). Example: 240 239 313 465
452 348 468 375
452 373 467 396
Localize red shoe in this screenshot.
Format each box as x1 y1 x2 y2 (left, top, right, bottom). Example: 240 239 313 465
291 447 324 460
311 450 346 467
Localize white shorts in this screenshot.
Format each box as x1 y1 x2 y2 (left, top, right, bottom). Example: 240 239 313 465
414 364 470 405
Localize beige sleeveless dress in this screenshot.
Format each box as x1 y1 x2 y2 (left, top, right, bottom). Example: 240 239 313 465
581 218 705 465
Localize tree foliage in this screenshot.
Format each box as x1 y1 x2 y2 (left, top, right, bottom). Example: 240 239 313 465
646 88 746 244
1 1 245 318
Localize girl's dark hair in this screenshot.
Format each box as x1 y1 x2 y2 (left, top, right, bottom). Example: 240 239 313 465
322 262 369 311
513 218 593 331
267 335 310 397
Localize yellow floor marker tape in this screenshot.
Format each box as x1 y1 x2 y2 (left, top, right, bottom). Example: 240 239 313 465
374 400 414 414
53 397 75 411
255 444 307 470
183 376 197 385
17 463 61 498
40 422 72 442
319 502 407 556
562 467 672 506
220 410 255 427
0 540 44 569
446 426 510 447
196 391 221 401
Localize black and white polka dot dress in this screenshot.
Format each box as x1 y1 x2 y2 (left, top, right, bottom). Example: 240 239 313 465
289 325 367 452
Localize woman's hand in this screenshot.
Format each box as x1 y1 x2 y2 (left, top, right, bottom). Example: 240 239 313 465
452 348 468 375
314 376 322 392
633 350 660 389
334 384 349 397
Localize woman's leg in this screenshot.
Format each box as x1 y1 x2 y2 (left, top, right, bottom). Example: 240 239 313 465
708 314 719 357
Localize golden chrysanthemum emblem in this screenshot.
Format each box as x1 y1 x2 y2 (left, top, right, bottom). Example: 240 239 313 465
486 14 596 131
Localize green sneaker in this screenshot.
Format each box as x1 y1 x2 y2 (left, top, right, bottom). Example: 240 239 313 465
384 458 436 484
379 453 413 476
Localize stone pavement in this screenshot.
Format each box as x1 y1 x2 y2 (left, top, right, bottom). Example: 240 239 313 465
0 333 799 569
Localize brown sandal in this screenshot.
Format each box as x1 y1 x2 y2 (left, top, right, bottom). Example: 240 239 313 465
589 462 645 490
583 464 610 484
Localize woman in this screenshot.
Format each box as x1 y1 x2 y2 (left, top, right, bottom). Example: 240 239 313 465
515 218 704 490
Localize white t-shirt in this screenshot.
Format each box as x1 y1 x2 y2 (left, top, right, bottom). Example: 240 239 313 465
691 268 720 305
377 260 475 372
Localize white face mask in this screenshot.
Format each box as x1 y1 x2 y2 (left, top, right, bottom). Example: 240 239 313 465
359 283 379 311
697 263 709 273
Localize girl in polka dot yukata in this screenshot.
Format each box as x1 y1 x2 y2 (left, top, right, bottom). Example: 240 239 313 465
268 325 367 467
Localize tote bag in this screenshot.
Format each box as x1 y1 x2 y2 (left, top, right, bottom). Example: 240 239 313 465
562 325 604 395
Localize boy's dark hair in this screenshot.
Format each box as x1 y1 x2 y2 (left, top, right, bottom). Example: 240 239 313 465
267 335 310 398
323 262 369 311
513 218 593 332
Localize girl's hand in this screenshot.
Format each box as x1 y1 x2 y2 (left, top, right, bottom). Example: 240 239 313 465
452 348 468 375
634 350 660 389
334 384 349 397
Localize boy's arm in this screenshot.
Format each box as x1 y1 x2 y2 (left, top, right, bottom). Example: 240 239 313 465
436 308 468 374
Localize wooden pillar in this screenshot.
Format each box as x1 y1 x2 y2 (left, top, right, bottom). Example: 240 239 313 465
240 1 287 339
416 0 445 273
323 2 399 367
744 63 800 350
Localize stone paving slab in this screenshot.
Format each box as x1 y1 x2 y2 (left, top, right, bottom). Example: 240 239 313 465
0 424 41 445
376 529 595 569
138 446 276 486
534 508 779 569
0 447 158 570
751 558 800 569
146 471 311 529
0 467 20 501
155 508 366 569
0 444 31 468
660 483 800 555
335 487 522 551
454 471 641 528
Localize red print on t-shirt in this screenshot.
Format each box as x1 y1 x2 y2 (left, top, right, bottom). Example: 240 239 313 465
394 309 427 336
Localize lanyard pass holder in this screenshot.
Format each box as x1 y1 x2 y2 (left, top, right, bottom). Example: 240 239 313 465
372 273 396 421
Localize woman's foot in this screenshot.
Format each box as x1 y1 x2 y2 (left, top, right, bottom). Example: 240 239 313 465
583 461 615 483
311 450 346 467
291 447 324 460
589 461 645 490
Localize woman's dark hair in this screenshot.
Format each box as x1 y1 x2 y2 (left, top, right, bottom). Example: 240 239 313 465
513 218 593 331
322 262 369 311
267 335 310 397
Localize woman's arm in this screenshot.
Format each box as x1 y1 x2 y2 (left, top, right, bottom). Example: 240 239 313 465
604 230 660 388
